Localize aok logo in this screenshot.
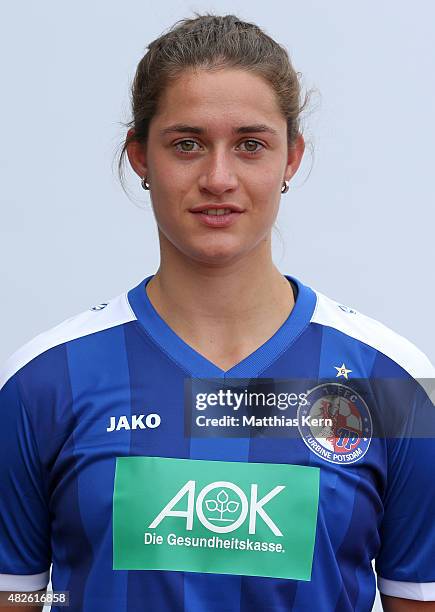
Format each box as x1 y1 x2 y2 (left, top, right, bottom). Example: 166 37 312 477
149 480 285 536
113 457 319 580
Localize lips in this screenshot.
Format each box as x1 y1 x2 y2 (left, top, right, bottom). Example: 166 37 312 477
189 203 244 213
190 204 244 229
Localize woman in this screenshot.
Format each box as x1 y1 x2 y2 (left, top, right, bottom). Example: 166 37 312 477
0 13 434 612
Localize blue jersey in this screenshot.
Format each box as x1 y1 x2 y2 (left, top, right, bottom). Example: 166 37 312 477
1 273 434 611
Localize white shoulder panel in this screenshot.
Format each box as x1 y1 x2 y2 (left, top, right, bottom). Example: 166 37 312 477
0 292 136 392
311 290 434 380
0 569 50 591
378 576 435 601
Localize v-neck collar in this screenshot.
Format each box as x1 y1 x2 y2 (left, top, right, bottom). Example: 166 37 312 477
127 273 317 379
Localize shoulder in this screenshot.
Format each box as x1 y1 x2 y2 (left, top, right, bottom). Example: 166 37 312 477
0 290 136 391
309 287 434 379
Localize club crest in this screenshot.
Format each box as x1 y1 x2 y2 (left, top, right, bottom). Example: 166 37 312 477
298 383 372 464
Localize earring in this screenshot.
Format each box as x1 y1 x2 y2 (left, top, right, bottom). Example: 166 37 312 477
281 180 289 194
141 176 150 190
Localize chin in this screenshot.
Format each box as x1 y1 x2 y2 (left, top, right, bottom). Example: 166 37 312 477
185 243 247 265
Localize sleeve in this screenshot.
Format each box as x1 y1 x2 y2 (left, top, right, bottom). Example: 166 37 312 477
375 378 435 601
0 370 51 591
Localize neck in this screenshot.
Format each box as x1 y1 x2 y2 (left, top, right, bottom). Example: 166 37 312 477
147 235 294 324
144 234 296 370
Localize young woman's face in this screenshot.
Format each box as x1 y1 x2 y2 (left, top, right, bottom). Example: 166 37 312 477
129 68 304 265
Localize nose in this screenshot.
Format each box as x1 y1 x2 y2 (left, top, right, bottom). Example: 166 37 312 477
198 147 238 196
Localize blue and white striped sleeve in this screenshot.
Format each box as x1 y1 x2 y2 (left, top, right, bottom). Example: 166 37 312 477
0 365 51 591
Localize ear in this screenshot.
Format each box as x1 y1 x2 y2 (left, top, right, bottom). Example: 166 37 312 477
126 128 148 179
284 133 305 182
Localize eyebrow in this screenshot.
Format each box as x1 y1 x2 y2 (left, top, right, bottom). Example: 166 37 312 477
159 123 279 137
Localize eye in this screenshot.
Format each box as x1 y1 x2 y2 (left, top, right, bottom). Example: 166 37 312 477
238 139 265 155
174 140 201 155
173 138 265 156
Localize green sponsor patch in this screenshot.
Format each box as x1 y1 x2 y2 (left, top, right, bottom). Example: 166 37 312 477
113 456 319 580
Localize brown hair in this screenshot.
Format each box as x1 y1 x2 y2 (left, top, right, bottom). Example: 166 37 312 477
116 12 314 191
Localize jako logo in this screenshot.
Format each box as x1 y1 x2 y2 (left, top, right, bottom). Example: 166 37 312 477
148 480 285 535
90 303 108 311
338 304 357 314
107 414 161 432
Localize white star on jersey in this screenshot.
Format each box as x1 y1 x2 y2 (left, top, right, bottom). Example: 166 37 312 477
334 363 352 379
